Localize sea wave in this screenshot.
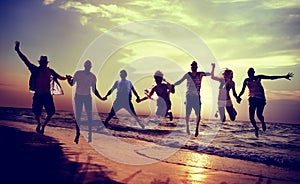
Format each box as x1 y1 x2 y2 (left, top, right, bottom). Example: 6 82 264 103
1 107 300 171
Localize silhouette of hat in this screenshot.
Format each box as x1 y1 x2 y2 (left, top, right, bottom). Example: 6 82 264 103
39 56 49 63
154 70 164 78
191 61 198 66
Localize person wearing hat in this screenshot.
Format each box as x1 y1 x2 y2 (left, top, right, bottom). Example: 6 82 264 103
137 70 175 121
15 41 67 135
174 61 210 137
66 60 105 143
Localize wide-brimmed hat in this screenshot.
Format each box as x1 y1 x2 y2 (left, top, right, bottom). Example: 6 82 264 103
39 56 49 63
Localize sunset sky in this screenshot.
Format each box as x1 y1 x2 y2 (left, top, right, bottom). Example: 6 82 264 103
0 0 299 123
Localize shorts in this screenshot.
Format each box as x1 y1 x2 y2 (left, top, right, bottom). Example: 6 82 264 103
248 97 266 107
186 94 201 116
32 93 55 116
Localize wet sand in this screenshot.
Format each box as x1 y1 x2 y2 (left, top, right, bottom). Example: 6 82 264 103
1 120 298 184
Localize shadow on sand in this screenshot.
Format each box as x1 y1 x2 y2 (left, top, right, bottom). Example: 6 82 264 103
0 125 121 184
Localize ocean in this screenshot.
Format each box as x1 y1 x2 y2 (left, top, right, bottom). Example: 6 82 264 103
1 106 300 182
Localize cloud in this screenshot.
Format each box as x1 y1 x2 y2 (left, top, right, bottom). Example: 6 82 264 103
127 0 199 26
0 83 11 87
55 0 200 28
210 0 252 3
46 0 300 67
261 0 300 9
80 16 89 26
58 1 102 14
43 0 56 5
222 54 299 68
267 90 300 101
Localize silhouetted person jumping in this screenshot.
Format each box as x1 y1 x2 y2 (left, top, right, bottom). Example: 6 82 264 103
174 61 210 137
66 60 104 144
103 70 145 129
211 63 240 122
138 70 175 121
15 41 67 135
238 68 294 137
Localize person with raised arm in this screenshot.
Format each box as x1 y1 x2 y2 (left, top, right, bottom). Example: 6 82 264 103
211 63 240 122
14 41 67 135
174 61 210 137
237 68 294 137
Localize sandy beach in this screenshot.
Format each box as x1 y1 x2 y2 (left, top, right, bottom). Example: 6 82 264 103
1 119 299 184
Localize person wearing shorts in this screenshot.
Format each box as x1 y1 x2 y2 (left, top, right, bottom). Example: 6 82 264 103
174 61 210 137
238 68 294 137
15 41 67 135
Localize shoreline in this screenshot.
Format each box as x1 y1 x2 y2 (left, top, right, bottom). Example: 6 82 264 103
1 106 299 125
1 120 299 184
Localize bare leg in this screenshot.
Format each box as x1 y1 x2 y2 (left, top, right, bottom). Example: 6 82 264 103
133 115 144 129
257 103 266 131
129 111 144 129
185 114 191 135
219 107 226 122
74 96 83 144
128 101 144 129
249 104 259 138
104 101 120 126
85 99 93 143
167 111 173 121
195 115 201 137
226 105 237 121
35 115 41 133
185 105 192 135
74 122 80 144
40 115 52 135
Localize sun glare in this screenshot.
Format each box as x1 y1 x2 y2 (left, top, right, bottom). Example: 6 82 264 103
182 153 210 183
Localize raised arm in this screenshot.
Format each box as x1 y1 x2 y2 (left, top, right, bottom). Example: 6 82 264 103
14 41 32 68
211 63 221 81
174 73 187 86
258 73 294 80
